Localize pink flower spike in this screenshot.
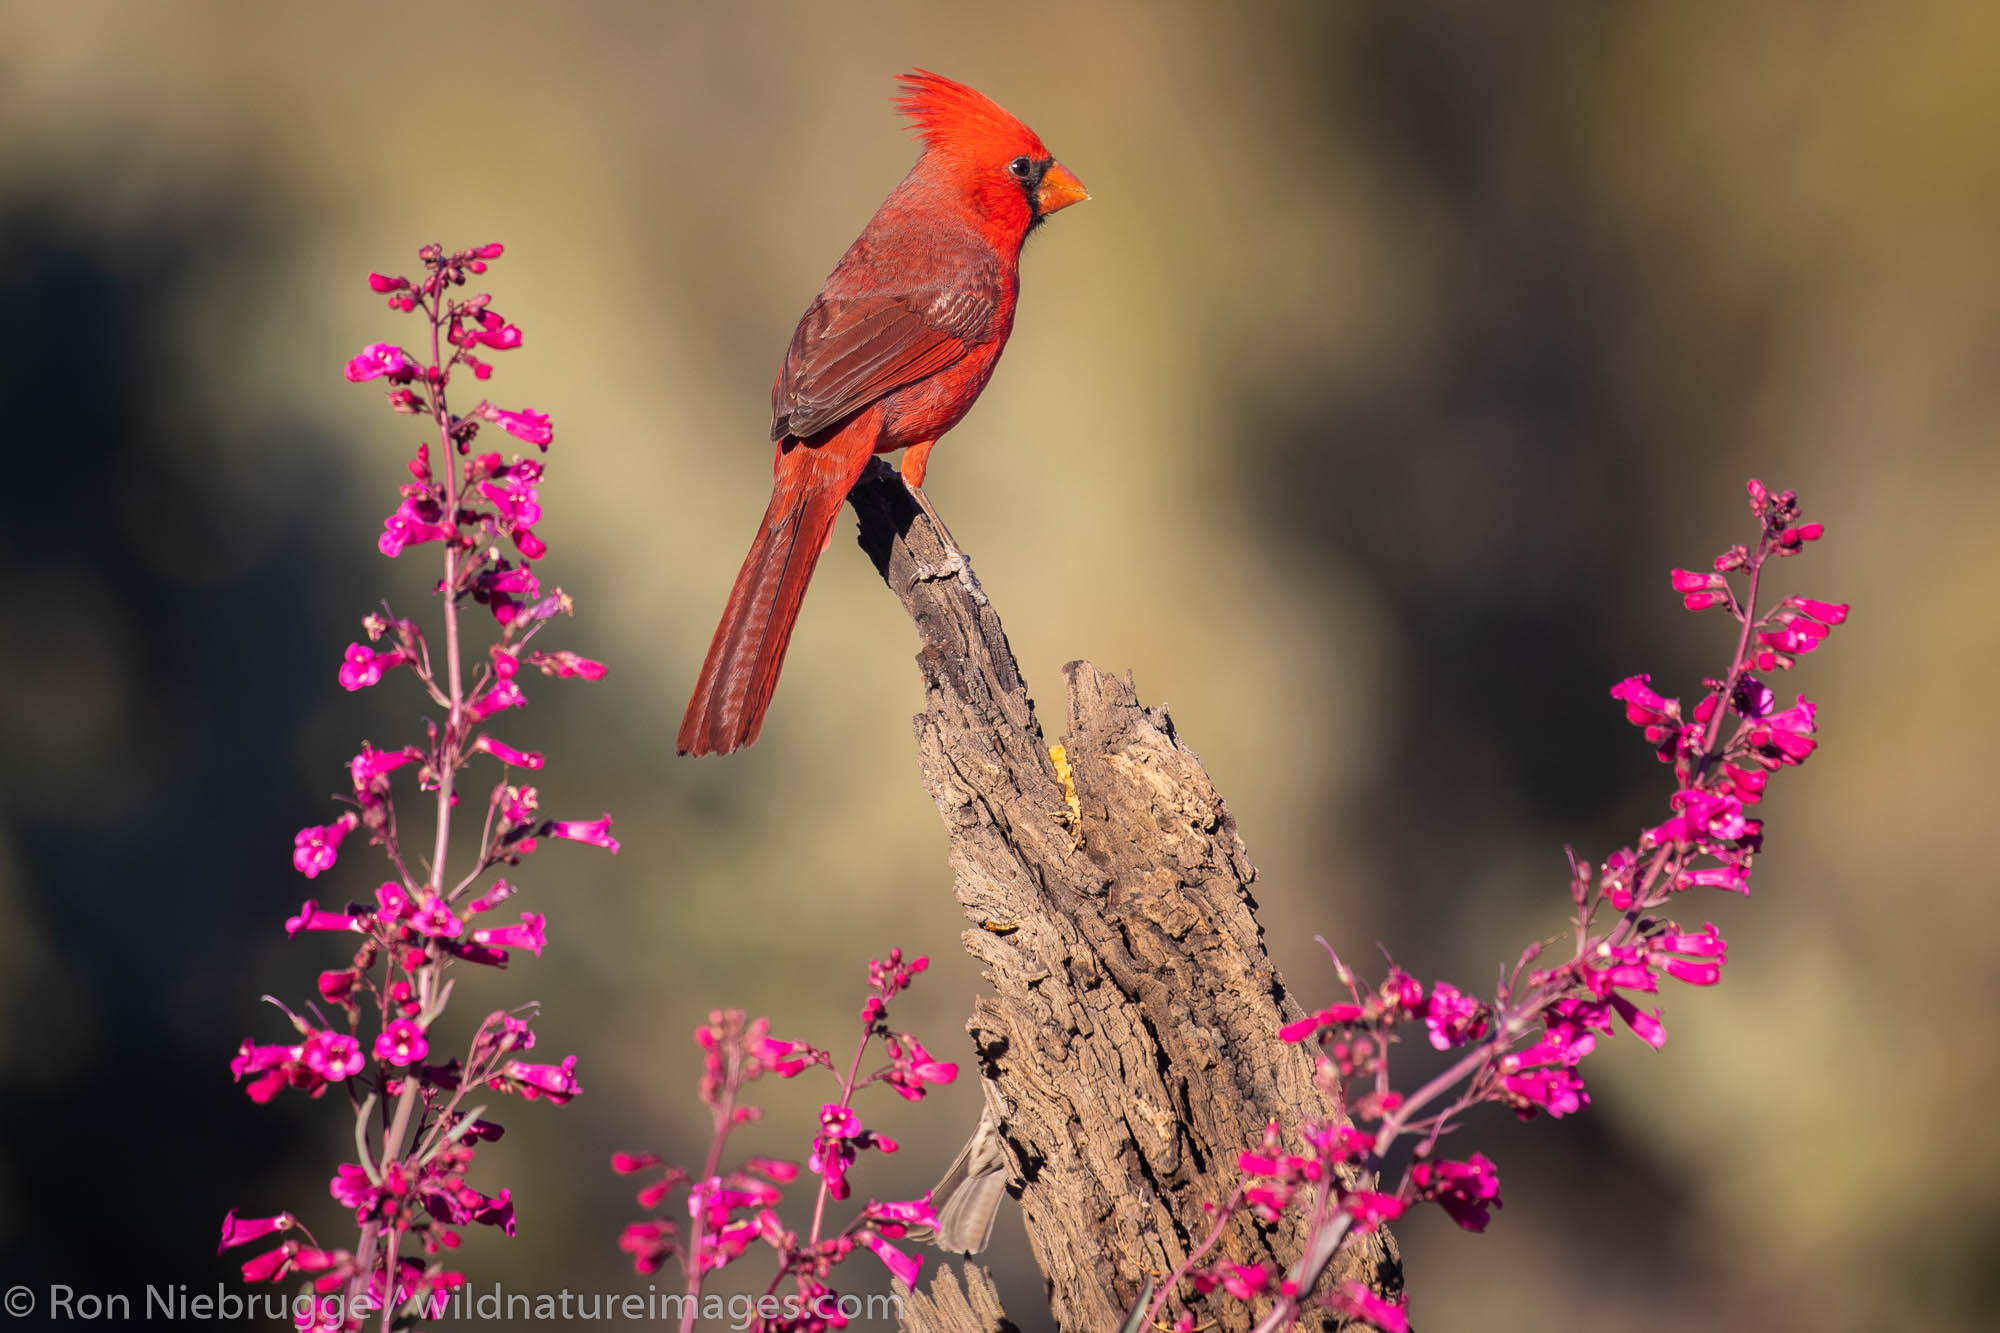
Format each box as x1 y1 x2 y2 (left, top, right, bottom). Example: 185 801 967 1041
473 912 547 957
344 342 413 383
474 735 545 770
858 1231 922 1287
546 814 620 853
374 1019 429 1067
285 901 364 937
218 1209 295 1253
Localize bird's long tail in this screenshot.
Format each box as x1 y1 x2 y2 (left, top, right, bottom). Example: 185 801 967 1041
677 427 876 756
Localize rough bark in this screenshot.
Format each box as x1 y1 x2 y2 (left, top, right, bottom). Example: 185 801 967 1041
848 462 1400 1333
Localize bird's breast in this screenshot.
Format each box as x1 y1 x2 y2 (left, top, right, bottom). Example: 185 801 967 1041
877 336 1009 450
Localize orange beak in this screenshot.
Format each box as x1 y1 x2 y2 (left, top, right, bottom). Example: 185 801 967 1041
1036 162 1090 216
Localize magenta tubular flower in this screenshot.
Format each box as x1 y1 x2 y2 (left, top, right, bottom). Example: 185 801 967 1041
285 900 365 937
1501 1066 1591 1119
344 342 411 383
468 322 524 352
337 642 409 691
467 879 515 913
1278 1001 1365 1042
217 1209 295 1253
1679 863 1750 894
472 912 547 957
1759 619 1830 656
751 1031 818 1078
350 743 418 789
471 734 544 771
293 811 359 878
1412 1153 1502 1232
535 650 607 679
467 679 527 720
501 1055 581 1104
1331 1282 1410 1333
374 1019 429 1067
231 1039 297 1082
482 404 548 446
1610 674 1678 727
1422 981 1488 1050
410 894 463 939
374 880 414 921
378 498 457 557
745 1155 801 1183
1339 1190 1405 1232
329 1163 383 1215
545 814 620 853
479 476 543 528
882 1034 958 1100
858 1230 923 1287
1788 597 1849 625
1607 993 1667 1048
239 1243 296 1284
867 1197 940 1230
302 1031 365 1081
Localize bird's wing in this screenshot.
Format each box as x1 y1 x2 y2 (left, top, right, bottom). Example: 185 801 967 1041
771 285 995 441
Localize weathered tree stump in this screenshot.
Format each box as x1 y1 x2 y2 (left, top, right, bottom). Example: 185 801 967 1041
848 461 1400 1333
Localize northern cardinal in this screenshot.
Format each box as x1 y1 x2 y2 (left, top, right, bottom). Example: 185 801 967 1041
677 71 1087 756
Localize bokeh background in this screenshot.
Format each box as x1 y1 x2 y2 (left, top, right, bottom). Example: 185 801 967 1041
3 2 1996 1329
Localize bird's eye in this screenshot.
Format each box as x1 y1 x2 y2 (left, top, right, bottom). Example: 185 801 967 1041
1007 156 1034 180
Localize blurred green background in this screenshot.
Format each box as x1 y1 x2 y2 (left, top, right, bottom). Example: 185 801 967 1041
2 2 1995 1329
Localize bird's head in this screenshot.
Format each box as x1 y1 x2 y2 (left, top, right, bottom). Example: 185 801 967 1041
895 70 1088 245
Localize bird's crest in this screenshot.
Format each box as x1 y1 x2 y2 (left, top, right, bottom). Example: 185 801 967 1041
895 70 1048 161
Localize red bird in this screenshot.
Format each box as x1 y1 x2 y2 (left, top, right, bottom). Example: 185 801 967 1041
677 71 1088 756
